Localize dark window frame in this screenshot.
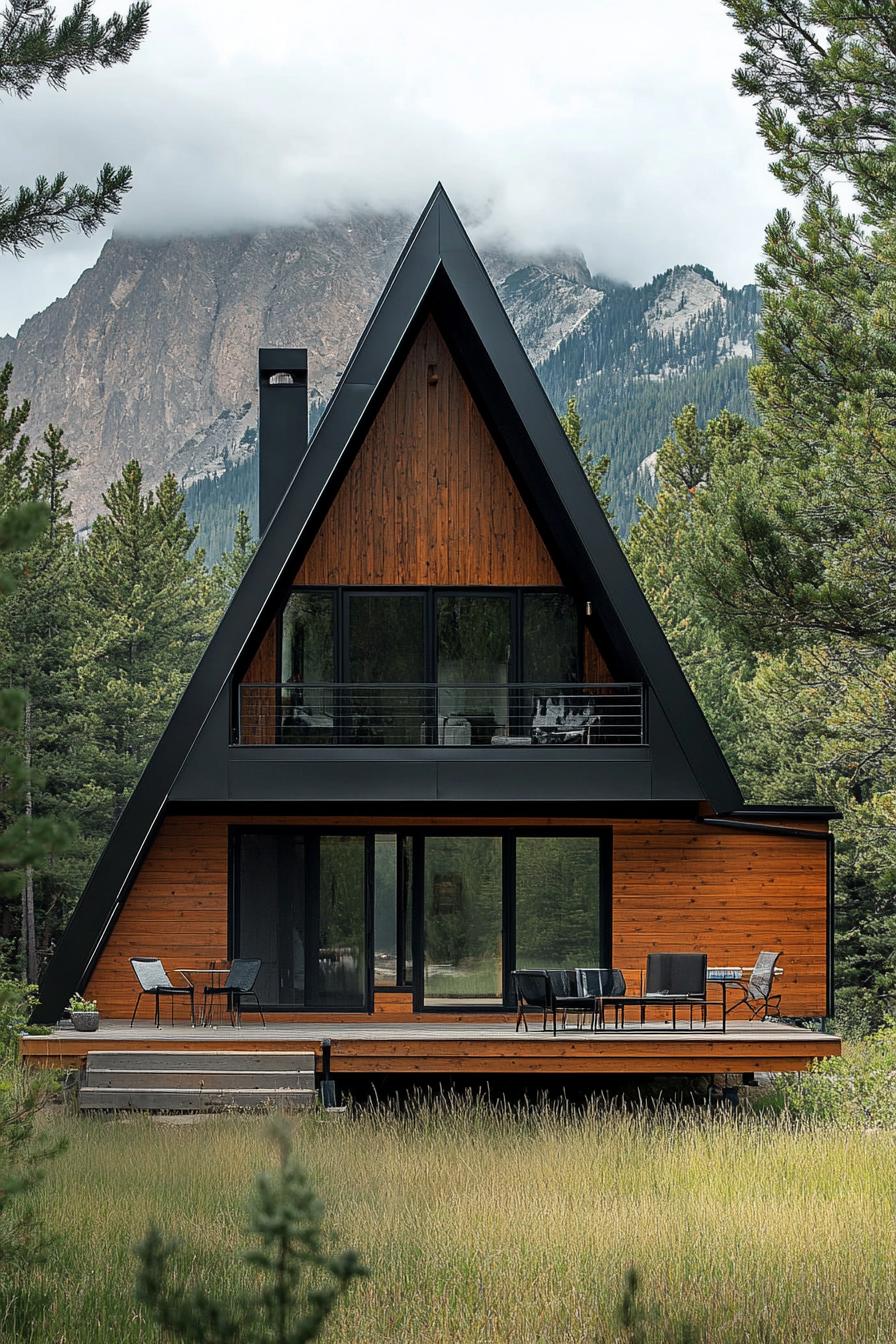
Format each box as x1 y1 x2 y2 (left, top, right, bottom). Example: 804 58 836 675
229 825 373 1014
277 584 584 691
228 823 611 1015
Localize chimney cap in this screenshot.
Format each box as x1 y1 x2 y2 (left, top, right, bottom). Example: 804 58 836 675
259 348 307 380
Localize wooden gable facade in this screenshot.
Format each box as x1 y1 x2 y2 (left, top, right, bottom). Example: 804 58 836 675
35 187 836 1042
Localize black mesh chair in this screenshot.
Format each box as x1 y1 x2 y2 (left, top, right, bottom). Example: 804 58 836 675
129 957 195 1028
646 952 708 1028
547 969 596 1031
202 958 266 1027
513 970 553 1033
576 967 626 1029
725 951 782 1020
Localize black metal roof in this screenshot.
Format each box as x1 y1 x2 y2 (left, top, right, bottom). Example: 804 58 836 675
36 184 744 1021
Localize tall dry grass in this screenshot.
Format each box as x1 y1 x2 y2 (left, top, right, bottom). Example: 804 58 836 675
15 1096 896 1343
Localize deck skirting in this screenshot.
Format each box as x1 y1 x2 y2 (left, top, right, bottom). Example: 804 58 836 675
21 1020 840 1077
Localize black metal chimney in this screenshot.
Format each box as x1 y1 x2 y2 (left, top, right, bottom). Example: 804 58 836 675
258 348 308 534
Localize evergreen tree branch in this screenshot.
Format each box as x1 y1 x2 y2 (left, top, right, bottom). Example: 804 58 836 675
0 163 132 255
0 0 150 98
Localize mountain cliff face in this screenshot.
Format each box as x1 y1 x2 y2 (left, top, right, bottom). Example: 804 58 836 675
1 211 761 546
2 215 602 530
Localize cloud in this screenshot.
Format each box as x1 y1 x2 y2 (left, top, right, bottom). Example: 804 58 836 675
0 0 785 335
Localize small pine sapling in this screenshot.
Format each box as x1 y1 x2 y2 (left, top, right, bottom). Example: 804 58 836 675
135 1121 367 1344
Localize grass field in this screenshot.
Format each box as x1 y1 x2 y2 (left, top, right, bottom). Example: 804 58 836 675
10 1096 896 1343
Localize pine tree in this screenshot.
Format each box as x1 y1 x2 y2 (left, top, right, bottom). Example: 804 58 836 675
559 396 613 521
627 405 754 777
638 3 896 1029
0 423 81 977
212 505 257 604
136 1122 366 1344
0 0 149 255
71 462 215 849
0 366 56 975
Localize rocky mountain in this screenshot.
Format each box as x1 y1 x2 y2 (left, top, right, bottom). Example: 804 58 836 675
1 214 603 531
0 212 761 552
537 264 761 530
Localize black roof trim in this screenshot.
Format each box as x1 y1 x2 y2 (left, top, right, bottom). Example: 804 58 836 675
727 804 842 821
35 183 743 1022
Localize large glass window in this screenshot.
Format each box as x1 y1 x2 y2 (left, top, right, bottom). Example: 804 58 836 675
436 594 511 744
347 594 426 744
234 830 366 1009
275 588 582 746
311 835 366 1006
280 591 335 743
233 828 606 1011
373 834 398 987
373 834 413 988
236 830 306 1005
522 592 578 684
515 835 602 970
423 835 503 1006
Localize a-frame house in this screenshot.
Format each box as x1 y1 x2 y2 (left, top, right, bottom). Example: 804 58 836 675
33 187 837 1078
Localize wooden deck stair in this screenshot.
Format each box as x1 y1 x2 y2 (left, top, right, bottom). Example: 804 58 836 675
78 1051 316 1112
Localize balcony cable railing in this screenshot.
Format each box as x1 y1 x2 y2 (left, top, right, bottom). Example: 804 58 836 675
235 682 646 747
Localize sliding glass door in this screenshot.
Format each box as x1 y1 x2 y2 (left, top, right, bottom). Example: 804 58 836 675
435 594 511 744
310 835 367 1006
233 829 369 1009
514 835 603 969
422 835 504 1007
232 827 607 1012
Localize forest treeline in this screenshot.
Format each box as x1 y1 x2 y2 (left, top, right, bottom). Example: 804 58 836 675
0 378 255 979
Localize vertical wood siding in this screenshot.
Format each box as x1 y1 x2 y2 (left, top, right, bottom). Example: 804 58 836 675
293 315 560 586
86 814 829 1021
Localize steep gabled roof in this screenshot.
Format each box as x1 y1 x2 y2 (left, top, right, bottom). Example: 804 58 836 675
36 184 742 1021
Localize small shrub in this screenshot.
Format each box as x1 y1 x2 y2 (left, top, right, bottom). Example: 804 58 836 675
773 1022 896 1126
67 993 97 1014
135 1119 367 1344
615 1266 700 1344
0 980 38 1062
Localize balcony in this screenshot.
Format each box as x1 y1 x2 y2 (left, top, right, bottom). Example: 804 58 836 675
234 682 646 748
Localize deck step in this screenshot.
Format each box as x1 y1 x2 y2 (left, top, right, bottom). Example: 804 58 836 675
86 1069 315 1090
79 1086 313 1112
79 1050 317 1113
85 1051 314 1072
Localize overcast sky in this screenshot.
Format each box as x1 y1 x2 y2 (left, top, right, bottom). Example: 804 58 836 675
0 0 787 337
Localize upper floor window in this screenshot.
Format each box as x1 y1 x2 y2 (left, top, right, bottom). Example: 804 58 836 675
278 586 579 745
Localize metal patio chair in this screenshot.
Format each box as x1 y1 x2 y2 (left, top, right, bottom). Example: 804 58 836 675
576 967 626 1029
725 951 782 1020
547 969 596 1031
646 952 709 1028
129 956 195 1028
512 969 554 1033
202 957 267 1027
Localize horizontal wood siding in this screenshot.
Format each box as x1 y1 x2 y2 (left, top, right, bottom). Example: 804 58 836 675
86 813 829 1021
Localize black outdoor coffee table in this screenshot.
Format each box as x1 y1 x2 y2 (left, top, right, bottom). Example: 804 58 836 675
596 992 710 1031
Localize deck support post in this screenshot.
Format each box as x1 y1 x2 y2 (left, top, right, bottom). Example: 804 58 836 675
319 1037 337 1109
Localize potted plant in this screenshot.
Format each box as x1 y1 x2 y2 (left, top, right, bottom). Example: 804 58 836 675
68 993 100 1032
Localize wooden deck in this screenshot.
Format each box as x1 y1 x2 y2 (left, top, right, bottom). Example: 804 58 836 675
21 1019 841 1077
